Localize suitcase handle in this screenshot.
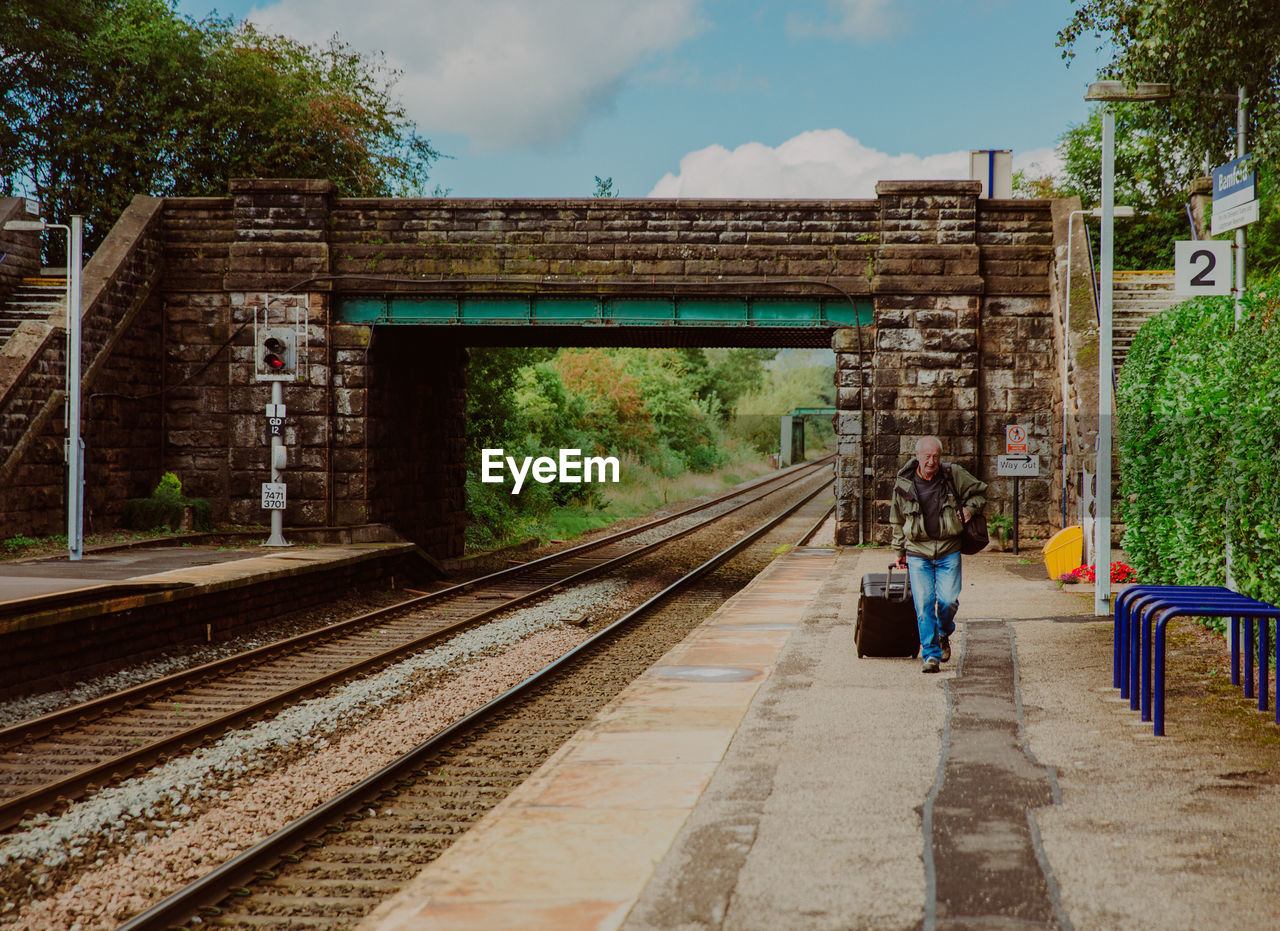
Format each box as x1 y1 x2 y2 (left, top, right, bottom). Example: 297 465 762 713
886 562 910 603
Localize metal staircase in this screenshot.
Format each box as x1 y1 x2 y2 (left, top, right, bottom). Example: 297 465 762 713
0 276 66 345
1111 270 1179 374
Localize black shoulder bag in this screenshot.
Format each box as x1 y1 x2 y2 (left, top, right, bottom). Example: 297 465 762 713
944 466 989 555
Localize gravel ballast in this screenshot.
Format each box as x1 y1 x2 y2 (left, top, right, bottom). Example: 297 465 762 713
1 580 626 927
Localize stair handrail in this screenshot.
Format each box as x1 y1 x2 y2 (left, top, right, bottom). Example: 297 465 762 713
1083 220 1101 327
0 196 164 485
1082 220 1124 391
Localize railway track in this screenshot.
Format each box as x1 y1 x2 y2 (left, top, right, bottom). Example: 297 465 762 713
0 459 831 833
119 473 834 930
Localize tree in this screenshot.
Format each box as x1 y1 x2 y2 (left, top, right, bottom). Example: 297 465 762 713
1052 105 1200 268
1058 1 1280 164
1018 93 1280 272
593 175 619 198
1 0 440 253
730 350 836 455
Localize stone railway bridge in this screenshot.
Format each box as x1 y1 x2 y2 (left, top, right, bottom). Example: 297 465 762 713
0 179 1101 559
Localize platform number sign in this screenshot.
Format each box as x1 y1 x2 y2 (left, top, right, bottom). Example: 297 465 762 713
1174 240 1233 296
261 482 287 510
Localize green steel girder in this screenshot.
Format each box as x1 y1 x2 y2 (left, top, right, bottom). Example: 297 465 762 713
336 295 872 328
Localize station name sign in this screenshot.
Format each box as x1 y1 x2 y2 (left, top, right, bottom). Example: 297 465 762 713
1213 155 1255 209
1211 155 1259 236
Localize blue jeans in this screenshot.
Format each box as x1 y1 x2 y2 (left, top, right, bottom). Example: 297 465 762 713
906 551 961 662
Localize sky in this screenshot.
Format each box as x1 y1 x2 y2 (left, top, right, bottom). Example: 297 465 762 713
173 0 1113 199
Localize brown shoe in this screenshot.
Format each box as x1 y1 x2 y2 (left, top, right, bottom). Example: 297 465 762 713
940 636 951 663
922 658 941 674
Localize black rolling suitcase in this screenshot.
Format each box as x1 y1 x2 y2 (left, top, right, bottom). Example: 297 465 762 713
855 563 920 658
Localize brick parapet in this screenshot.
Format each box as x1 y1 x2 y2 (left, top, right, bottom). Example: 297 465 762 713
327 198 881 296
162 198 233 291
225 179 335 291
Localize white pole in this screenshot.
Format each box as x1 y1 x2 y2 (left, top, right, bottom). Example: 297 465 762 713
1063 210 1080 531
68 216 84 561
1225 87 1248 591
266 379 289 547
1234 85 1247 324
1095 110 1115 615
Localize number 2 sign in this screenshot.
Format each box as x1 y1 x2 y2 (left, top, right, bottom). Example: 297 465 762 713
1174 240 1233 296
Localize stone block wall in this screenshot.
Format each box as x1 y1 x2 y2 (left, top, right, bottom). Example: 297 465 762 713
327 199 881 287
0 178 1066 558
0 198 43 298
833 182 1056 545
158 181 468 557
0 196 166 536
365 331 467 555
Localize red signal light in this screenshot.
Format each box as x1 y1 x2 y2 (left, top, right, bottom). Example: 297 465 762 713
263 336 286 371
256 326 297 381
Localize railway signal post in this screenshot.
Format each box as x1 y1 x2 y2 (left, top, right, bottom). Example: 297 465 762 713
254 302 307 547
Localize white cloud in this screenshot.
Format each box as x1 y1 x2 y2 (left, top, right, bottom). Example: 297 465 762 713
648 130 1061 198
1014 146 1063 181
788 0 907 41
245 0 704 149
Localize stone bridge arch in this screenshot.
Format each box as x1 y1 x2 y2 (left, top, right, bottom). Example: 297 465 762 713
0 179 1062 557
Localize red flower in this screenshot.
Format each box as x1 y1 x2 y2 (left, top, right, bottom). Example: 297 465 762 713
1110 562 1137 584
1070 563 1136 584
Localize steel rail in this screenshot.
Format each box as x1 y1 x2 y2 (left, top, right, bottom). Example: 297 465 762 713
0 460 831 830
119 476 832 930
0 456 827 752
796 502 836 546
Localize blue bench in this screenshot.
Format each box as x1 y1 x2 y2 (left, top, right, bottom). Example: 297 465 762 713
1113 585 1280 736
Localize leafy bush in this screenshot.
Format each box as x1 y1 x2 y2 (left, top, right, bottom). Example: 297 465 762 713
1117 273 1280 624
125 473 212 533
2 534 37 554
987 512 1012 548
464 347 764 548
728 350 837 454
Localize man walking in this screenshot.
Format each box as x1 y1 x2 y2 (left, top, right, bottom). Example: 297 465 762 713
889 436 987 673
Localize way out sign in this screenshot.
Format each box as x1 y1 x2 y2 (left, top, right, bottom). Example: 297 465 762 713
997 455 1039 478
1174 240 1233 296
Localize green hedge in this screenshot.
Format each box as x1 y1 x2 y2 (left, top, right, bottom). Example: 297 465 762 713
1117 272 1280 615
124 497 213 533
124 472 213 533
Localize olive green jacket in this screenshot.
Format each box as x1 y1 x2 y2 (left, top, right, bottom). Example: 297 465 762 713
889 459 988 559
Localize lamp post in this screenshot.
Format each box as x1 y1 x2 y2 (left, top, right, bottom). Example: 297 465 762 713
2 215 84 560
1063 205 1134 531
1083 81 1172 614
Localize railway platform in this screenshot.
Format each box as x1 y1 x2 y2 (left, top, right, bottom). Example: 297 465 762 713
0 536 414 606
359 545 1280 930
0 530 433 693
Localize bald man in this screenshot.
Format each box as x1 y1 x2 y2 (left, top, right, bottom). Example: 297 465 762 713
888 435 987 673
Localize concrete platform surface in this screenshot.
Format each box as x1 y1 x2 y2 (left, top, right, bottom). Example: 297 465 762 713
0 541 416 618
359 546 1280 931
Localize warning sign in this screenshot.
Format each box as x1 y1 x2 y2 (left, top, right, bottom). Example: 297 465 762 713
1005 425 1028 455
